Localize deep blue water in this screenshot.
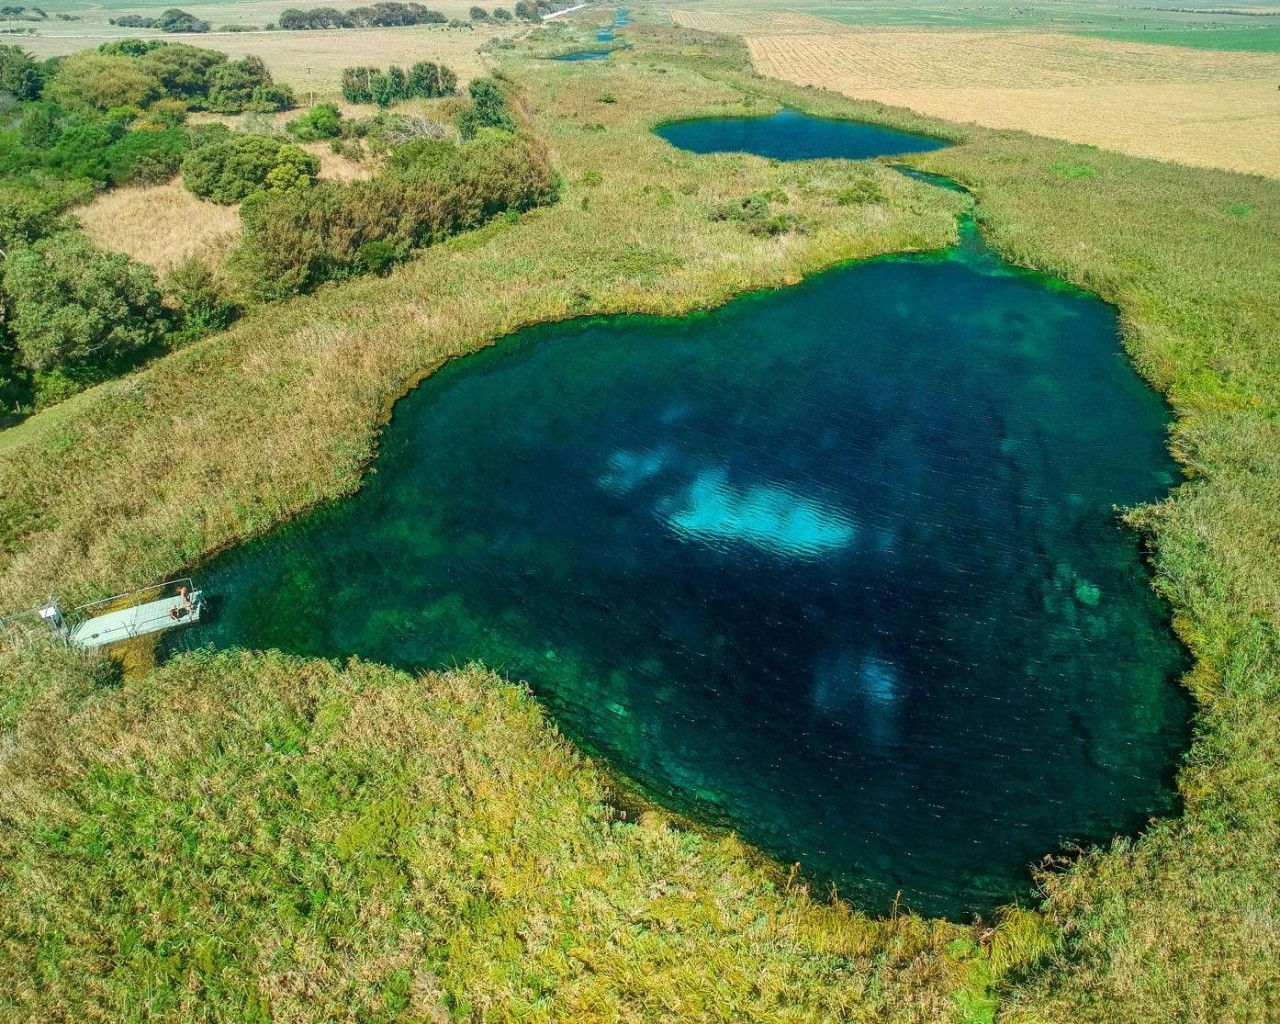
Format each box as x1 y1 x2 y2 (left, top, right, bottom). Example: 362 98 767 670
656 109 948 161
554 49 612 61
173 218 1188 917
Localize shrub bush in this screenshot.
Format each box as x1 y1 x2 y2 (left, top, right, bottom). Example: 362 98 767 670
164 256 237 338
2 232 167 376
0 179 90 252
44 53 163 112
17 102 59 148
408 60 456 98
233 133 557 299
182 133 318 204
711 191 807 237
341 61 457 106
341 65 378 103
206 56 292 114
138 42 227 99
457 76 515 139
287 102 342 140
835 178 884 205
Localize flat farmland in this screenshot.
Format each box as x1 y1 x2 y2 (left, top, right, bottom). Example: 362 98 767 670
746 31 1280 178
667 0 1280 48
21 23 513 91
669 9 848 35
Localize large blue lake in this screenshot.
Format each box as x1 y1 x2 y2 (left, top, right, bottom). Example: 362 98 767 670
172 214 1188 916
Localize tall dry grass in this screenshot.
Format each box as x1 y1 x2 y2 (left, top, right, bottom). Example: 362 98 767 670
75 180 241 273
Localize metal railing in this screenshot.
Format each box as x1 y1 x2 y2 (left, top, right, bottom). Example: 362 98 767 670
67 577 198 630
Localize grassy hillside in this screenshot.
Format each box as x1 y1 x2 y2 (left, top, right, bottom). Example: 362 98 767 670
1 21 1278 1024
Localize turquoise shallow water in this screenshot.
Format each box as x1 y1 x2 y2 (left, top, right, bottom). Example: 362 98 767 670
171 212 1188 916
554 49 612 61
655 109 948 161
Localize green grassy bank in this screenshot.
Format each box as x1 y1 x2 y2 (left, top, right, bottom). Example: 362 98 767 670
0 642 982 1022
2 21 1278 1023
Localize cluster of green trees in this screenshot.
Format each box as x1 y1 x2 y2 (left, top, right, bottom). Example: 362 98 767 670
0 42 295 415
235 130 556 299
231 77 555 297
0 184 177 411
35 42 294 114
0 43 37 98
278 2 445 29
0 6 47 26
465 0 555 20
109 8 209 32
339 61 457 106
469 1 547 21
276 0 557 27
0 58 555 420
0 43 294 188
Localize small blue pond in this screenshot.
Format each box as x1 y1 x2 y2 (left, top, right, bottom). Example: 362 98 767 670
656 109 947 161
554 49 612 61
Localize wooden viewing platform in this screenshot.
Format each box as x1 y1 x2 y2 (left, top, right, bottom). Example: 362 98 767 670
0 579 208 652
65 590 204 650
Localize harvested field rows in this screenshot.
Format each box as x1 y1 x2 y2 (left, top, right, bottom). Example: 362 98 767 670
670 9 848 35
748 31 1280 178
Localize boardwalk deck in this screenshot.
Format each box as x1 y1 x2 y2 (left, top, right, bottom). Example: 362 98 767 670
67 591 203 650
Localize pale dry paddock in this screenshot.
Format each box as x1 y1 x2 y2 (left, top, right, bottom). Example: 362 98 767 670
76 181 240 273
303 141 377 183
746 30 1280 179
22 23 514 92
669 9 849 35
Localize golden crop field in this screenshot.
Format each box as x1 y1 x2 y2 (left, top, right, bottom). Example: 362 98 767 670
76 181 241 273
669 9 848 35
746 31 1280 178
22 23 512 92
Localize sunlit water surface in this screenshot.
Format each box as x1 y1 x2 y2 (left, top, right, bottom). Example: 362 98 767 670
173 219 1188 916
